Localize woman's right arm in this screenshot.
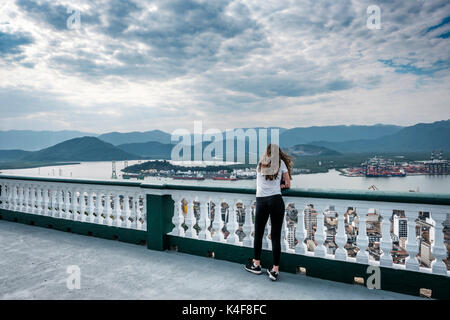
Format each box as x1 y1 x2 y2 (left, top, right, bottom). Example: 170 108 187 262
281 171 290 189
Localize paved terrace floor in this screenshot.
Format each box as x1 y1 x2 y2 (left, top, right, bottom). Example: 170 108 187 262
0 220 423 300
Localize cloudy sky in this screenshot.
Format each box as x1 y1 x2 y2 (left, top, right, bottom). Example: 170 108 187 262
0 0 449 133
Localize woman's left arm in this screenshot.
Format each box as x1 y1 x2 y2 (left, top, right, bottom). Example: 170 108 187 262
281 172 291 189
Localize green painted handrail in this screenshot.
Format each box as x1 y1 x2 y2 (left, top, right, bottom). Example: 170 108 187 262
1 174 450 205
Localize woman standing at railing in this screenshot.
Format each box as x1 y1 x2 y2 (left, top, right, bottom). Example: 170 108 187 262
245 143 293 281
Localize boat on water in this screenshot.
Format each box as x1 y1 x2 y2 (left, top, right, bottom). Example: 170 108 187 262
212 175 237 181
122 173 145 180
173 173 205 181
365 169 406 177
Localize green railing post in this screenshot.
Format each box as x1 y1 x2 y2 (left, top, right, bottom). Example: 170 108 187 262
146 194 174 251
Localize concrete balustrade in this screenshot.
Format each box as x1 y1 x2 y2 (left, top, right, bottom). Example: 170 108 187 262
0 177 146 231
0 175 449 299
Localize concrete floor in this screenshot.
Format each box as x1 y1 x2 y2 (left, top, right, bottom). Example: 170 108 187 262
0 220 422 300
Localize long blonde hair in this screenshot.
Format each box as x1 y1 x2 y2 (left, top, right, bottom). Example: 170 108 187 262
257 144 293 180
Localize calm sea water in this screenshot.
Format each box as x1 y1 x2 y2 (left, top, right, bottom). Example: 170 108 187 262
1 160 449 194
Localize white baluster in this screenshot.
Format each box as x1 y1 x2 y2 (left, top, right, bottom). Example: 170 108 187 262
138 194 147 230
295 205 307 255
121 193 131 228
104 191 113 226
12 184 18 211
133 193 141 229
63 189 71 219
313 207 327 257
49 185 56 217
431 210 448 275
15 184 21 212
87 190 95 223
71 188 78 220
18 184 24 212
5 183 10 209
356 207 370 264
134 192 142 230
7 183 12 209
30 184 36 214
46 187 52 216
30 185 35 213
334 206 348 261
54 188 61 217
113 192 121 226
56 188 63 218
43 188 49 216
379 207 393 267
25 185 31 213
95 191 103 224
281 212 289 252
79 189 86 222
140 194 147 231
19 184 27 212
7 184 14 210
21 184 30 212
3 183 8 209
50 188 57 217
243 198 254 247
185 198 198 239
1 182 9 209
212 199 224 242
61 189 70 219
4 183 8 209
0 183 7 209
6 183 10 209
23 184 29 213
4 183 8 210
198 196 212 240
9 184 14 211
36 186 43 215
3 183 7 209
170 194 185 236
7 184 12 210
227 198 240 245
405 210 420 271
127 193 134 228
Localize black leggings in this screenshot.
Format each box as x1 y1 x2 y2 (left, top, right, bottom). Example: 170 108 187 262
253 194 285 266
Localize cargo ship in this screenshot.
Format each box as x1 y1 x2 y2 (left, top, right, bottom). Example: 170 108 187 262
365 169 406 177
173 173 205 181
122 173 145 180
212 175 237 181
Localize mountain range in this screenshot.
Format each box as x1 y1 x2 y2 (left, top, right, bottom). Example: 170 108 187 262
312 120 450 152
279 124 403 147
0 124 404 150
0 120 448 164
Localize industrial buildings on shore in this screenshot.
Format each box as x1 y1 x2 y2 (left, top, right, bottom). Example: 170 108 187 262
342 151 449 178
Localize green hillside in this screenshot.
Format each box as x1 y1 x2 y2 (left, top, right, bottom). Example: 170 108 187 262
118 141 173 159
286 144 341 157
23 137 137 162
98 130 171 146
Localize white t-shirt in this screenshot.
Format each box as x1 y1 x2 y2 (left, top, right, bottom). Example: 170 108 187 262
256 160 288 197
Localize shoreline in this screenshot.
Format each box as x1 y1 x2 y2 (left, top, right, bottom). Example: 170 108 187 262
0 161 81 171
